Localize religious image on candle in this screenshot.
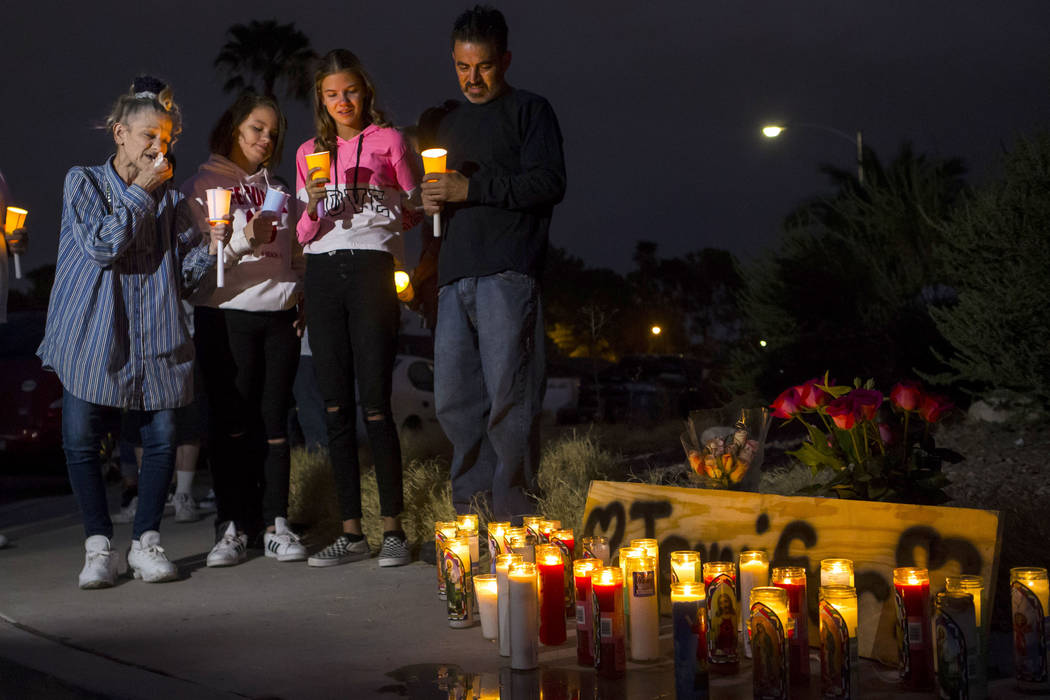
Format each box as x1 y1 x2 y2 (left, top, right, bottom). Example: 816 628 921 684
1010 566 1050 691
750 587 789 700
487 521 509 573
434 521 458 599
704 561 739 670
444 536 473 628
933 590 978 700
591 567 626 678
819 585 858 699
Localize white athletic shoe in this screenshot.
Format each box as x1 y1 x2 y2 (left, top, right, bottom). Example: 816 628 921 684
79 535 118 589
264 517 307 562
207 522 248 567
111 496 137 524
172 493 200 523
127 531 178 582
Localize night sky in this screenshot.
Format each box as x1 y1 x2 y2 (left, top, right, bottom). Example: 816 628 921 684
3 1 1049 279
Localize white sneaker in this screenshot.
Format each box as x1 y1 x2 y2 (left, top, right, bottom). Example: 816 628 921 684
111 496 137 524
207 522 247 567
264 517 307 562
79 535 118 589
127 531 178 582
172 493 200 523
198 489 216 513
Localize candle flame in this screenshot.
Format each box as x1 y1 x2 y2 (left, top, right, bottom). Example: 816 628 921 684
598 569 617 585
543 554 561 566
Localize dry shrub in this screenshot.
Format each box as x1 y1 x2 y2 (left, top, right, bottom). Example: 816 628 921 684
360 457 455 545
535 429 619 536
288 447 341 545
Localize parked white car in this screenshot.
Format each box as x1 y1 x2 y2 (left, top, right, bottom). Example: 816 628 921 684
358 354 442 439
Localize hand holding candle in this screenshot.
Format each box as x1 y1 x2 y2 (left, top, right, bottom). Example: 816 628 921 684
420 148 447 237
4 206 27 279
205 188 232 288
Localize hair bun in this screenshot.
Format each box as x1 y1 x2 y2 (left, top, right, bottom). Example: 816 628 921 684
132 75 167 96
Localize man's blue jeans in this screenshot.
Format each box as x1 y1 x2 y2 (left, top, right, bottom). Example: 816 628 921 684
62 391 176 540
434 272 545 523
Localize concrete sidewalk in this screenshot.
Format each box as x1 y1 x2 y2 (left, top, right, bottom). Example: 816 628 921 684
0 487 1030 699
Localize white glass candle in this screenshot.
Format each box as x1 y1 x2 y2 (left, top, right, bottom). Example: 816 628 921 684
820 558 855 587
739 550 769 658
475 574 499 640
456 514 480 576
582 535 610 565
509 562 539 670
627 554 660 661
671 550 701 585
496 553 523 657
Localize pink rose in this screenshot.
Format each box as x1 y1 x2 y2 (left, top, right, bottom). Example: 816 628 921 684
797 379 829 409
771 387 802 419
918 393 953 423
849 389 883 421
825 396 858 430
890 380 922 411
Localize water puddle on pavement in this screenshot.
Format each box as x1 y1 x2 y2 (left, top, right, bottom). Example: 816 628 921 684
383 664 672 699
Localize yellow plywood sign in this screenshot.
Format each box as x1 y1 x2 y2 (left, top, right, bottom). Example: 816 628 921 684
582 480 1002 664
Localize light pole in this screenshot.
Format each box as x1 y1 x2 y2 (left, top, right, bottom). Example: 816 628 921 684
762 123 864 185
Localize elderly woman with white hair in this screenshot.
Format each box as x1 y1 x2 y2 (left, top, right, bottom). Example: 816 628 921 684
38 75 227 589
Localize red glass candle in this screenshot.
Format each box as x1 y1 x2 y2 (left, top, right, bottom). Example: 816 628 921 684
591 567 626 678
894 567 933 690
552 528 576 618
574 558 601 666
536 545 567 646
703 561 740 673
772 566 809 683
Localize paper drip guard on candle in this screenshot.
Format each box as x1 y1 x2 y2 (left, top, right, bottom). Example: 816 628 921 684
819 585 858 699
496 553 524 657
573 558 602 666
4 206 27 279
420 148 447 237
1010 566 1050 692
205 188 232 288
304 150 331 181
509 561 539 670
671 582 709 700
893 566 933 690
749 586 790 699
394 271 414 303
738 550 769 659
261 187 289 214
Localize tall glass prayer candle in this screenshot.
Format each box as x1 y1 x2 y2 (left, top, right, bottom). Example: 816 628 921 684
504 526 526 553
574 558 602 666
820 558 855 587
551 528 576 618
1010 566 1050 692
893 567 933 690
672 582 709 700
739 550 770 658
456 514 480 577
536 545 567 646
509 534 536 563
703 561 739 673
772 566 810 683
591 567 626 678
631 539 660 600
539 519 560 544
496 553 524 657
820 585 858 699
749 586 790 700
523 516 544 542
618 547 644 639
475 574 499 640
582 535 610 564
509 562 539 670
933 590 981 700
946 573 986 695
444 536 474 628
434 521 458 599
487 521 510 573
627 554 660 661
671 551 701 585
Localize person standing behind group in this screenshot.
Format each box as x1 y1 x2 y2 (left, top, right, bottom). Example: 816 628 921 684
421 6 567 523
296 49 421 568
37 76 226 588
180 92 306 568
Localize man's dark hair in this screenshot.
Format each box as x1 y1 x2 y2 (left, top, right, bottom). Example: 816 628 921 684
451 5 509 55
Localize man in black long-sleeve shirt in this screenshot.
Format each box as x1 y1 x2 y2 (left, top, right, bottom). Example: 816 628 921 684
422 6 566 523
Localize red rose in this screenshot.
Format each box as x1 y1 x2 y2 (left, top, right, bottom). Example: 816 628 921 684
890 380 922 411
825 396 858 430
771 387 802 419
797 378 829 409
918 393 953 423
849 388 883 421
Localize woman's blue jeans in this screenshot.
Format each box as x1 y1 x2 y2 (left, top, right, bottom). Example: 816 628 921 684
62 391 176 540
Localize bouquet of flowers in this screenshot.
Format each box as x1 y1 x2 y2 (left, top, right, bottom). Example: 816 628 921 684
771 374 959 503
681 408 771 489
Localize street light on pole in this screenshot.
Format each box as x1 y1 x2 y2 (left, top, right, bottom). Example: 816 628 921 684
761 122 864 186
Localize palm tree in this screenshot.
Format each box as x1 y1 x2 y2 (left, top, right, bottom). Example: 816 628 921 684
214 20 316 101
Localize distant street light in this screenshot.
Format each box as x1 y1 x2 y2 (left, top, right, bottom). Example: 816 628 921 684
651 325 662 336
762 122 864 185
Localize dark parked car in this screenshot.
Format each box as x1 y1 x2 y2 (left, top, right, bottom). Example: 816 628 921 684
0 311 64 463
